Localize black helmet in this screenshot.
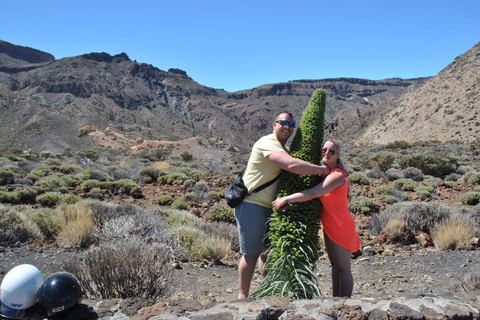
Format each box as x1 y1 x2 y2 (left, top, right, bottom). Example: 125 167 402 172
39 272 82 316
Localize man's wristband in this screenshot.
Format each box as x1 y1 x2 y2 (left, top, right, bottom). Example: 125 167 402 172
286 197 290 204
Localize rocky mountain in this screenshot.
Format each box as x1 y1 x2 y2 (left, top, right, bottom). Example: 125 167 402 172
0 39 477 156
360 42 480 145
0 40 54 65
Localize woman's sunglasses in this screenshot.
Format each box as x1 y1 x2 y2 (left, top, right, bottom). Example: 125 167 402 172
275 120 296 128
321 148 336 156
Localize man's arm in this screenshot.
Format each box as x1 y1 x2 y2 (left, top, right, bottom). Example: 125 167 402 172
268 151 327 175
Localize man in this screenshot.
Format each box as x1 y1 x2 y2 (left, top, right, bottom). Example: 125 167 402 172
234 111 328 299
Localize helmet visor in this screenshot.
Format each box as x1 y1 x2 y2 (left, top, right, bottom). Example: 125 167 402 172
0 301 27 319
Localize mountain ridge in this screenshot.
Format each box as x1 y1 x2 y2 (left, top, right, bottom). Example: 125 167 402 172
1 39 478 157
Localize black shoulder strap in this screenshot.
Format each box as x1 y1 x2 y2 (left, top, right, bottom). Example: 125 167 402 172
239 167 281 197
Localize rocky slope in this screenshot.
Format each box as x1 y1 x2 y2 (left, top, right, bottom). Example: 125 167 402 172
360 42 480 145
0 39 431 156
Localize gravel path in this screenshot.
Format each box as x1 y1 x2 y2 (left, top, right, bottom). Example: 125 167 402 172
1 245 479 304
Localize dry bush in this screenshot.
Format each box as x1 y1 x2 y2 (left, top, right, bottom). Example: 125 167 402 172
63 238 174 299
199 221 239 252
188 234 231 263
384 217 406 241
431 214 475 250
0 205 42 245
369 202 453 244
170 225 232 262
55 202 97 248
94 204 171 247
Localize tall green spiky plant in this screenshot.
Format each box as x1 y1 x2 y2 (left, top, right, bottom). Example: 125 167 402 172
252 88 326 299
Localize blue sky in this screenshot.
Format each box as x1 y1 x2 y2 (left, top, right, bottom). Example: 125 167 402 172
2 0 479 92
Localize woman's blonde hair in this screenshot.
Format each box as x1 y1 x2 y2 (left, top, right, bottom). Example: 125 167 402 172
323 139 347 174
323 139 350 199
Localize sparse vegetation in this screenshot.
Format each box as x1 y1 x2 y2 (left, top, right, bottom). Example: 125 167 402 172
0 137 479 301
63 238 174 299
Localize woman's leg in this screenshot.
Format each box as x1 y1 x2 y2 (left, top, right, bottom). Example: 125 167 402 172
323 232 354 297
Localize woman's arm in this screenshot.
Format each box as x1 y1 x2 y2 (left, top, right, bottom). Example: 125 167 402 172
272 171 345 209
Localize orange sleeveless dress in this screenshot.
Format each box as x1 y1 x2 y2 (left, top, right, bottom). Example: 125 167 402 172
319 168 360 252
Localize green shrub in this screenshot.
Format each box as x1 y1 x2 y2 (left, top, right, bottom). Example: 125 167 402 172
61 194 81 204
348 172 370 185
377 194 398 204
104 179 142 198
31 209 60 240
401 167 424 181
134 166 164 184
385 169 404 181
43 158 62 167
392 178 418 191
349 196 376 214
423 176 442 188
179 168 207 182
370 151 396 171
458 192 480 205
387 140 410 149
415 186 436 200
180 151 193 161
80 179 103 193
165 209 202 228
182 179 195 187
184 192 196 201
36 192 63 207
27 165 53 180
57 164 82 175
398 153 458 177
444 181 457 188
207 190 223 198
86 187 104 199
83 149 99 161
15 187 38 204
374 185 393 195
0 167 15 185
467 173 480 186
0 189 19 204
171 197 188 209
157 194 173 205
159 172 187 185
33 175 68 194
205 203 235 223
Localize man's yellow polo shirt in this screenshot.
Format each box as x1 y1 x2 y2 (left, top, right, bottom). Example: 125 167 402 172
243 134 288 208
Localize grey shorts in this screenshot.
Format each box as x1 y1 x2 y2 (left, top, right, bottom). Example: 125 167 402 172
234 201 272 255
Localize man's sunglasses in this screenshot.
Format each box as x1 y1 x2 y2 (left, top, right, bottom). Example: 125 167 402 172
275 120 296 128
321 148 336 156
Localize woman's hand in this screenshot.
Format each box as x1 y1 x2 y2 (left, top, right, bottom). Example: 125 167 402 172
272 197 288 210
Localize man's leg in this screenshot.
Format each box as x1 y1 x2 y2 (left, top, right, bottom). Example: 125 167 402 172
238 253 260 299
234 202 271 299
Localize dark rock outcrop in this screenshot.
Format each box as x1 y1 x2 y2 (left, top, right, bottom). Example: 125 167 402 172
0 39 55 63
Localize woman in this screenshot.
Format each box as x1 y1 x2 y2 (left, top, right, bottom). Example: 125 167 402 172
271 140 360 297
